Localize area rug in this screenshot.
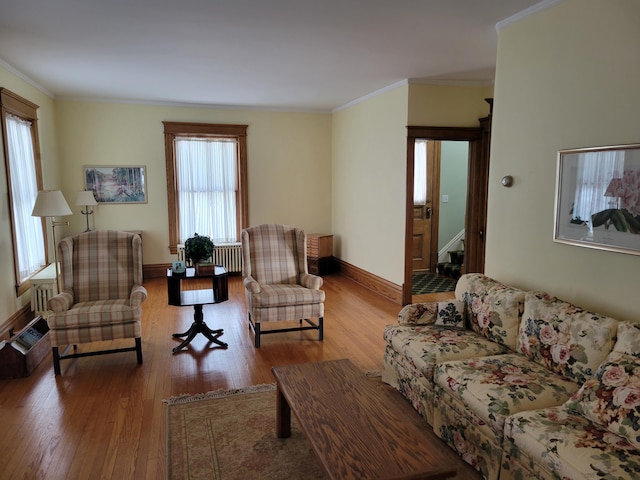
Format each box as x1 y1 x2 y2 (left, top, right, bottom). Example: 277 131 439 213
165 384 326 480
412 272 457 295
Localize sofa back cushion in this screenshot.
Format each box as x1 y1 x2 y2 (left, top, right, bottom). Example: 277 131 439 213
564 322 640 448
455 273 525 350
517 291 618 385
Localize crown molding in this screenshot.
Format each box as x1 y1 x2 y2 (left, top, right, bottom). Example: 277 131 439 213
496 0 565 31
0 58 54 98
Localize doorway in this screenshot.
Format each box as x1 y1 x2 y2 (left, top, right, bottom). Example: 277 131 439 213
412 140 469 276
403 123 491 305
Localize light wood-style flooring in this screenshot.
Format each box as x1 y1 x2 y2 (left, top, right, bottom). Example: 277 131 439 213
0 273 456 479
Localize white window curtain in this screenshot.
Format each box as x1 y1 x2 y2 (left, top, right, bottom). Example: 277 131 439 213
414 140 427 205
176 137 237 243
6 114 45 281
573 150 625 230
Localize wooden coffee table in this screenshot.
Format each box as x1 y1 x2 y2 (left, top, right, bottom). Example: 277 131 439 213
271 359 457 480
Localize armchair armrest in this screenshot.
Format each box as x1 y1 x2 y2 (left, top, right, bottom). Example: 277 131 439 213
244 275 262 293
397 302 438 326
48 291 74 313
129 285 147 307
300 272 323 290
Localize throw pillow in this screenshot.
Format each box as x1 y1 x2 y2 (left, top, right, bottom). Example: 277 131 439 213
565 350 640 448
435 301 465 330
612 322 640 357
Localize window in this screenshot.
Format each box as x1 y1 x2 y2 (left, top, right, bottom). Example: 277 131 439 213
163 122 248 254
572 150 624 231
1 88 45 295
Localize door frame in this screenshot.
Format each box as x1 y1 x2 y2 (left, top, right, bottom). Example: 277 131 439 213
403 126 488 305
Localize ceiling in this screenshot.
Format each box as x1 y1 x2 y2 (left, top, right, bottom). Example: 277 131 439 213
0 0 546 112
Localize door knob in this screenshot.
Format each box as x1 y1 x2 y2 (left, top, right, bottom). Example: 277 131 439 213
425 207 432 219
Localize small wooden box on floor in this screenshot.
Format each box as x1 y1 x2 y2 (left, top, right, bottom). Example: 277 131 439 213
0 316 51 379
307 234 336 275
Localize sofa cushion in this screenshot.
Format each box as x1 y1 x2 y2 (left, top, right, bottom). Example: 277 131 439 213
434 353 579 437
564 322 640 449
503 406 640 480
517 291 618 385
435 301 465 330
397 302 439 326
384 324 508 382
455 274 525 351
612 321 640 356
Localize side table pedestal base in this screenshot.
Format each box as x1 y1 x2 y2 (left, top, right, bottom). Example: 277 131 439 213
172 304 228 354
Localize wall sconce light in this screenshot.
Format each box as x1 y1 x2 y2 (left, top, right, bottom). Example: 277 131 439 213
501 175 514 188
76 190 98 232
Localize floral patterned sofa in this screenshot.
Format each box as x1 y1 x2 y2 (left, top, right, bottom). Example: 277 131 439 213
382 273 640 480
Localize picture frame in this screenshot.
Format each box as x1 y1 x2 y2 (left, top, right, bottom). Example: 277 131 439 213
172 261 186 274
553 144 640 255
84 165 147 204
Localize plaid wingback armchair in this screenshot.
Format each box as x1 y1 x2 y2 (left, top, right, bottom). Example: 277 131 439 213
47 230 146 375
241 224 325 347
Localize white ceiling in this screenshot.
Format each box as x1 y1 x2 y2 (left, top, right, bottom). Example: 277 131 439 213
0 0 547 112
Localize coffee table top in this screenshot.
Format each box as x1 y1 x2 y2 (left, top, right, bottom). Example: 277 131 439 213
272 358 456 480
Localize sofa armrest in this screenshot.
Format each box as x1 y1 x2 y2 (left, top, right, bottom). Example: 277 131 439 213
398 302 438 326
300 272 323 290
129 285 147 307
48 291 74 313
243 275 262 293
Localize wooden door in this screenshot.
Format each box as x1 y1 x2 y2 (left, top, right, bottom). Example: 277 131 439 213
412 141 440 273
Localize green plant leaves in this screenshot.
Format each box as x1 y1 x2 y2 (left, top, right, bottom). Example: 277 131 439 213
591 209 640 234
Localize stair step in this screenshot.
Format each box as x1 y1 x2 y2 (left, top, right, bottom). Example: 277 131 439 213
437 262 463 280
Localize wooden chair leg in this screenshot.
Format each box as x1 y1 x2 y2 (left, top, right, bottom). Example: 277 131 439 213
52 347 61 375
135 337 143 364
254 322 261 348
318 317 324 341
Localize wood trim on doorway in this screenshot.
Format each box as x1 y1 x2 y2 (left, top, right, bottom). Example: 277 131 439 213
403 125 489 305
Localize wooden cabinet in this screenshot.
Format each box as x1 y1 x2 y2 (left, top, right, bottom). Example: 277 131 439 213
307 234 336 276
0 316 51 379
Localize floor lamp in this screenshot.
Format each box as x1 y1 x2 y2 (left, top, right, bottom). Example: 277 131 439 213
76 190 98 232
32 190 72 292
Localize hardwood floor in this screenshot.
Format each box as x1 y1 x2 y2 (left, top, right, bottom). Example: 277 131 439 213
0 273 454 479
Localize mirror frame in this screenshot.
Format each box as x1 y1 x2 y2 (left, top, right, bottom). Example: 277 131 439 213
554 143 640 255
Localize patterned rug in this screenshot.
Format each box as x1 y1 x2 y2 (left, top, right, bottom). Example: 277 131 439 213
166 384 326 480
412 272 457 295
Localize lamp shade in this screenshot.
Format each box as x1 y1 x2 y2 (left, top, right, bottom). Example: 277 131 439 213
31 190 72 217
76 190 98 206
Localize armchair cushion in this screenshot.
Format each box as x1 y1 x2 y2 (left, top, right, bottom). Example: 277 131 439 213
250 284 325 308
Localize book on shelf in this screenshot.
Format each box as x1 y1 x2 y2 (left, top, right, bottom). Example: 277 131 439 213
14 336 33 351
13 327 44 351
10 340 28 355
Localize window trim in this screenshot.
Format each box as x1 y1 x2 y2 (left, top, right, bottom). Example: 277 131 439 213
1 88 44 296
163 121 248 255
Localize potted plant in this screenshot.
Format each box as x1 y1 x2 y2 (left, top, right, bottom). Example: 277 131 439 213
184 233 214 268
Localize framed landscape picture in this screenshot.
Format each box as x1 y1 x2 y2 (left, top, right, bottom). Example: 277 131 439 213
84 165 147 204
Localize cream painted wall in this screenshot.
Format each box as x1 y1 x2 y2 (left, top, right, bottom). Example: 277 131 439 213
332 85 409 285
487 0 640 322
408 84 493 127
55 101 332 266
0 65 62 320
331 83 494 288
